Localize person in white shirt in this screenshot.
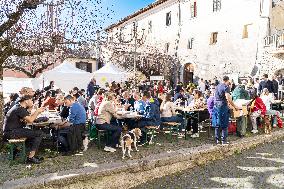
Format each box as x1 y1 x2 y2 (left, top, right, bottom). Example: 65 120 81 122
160 93 185 131
198 78 206 93
88 89 104 120
260 88 279 127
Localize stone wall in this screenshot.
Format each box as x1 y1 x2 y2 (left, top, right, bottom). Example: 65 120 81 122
256 46 284 76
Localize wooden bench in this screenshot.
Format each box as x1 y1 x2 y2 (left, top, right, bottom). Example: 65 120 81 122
8 138 27 163
95 128 111 149
145 126 159 145
161 122 182 141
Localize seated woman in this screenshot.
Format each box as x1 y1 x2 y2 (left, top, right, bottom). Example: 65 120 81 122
160 93 185 132
96 92 122 152
187 90 207 138
42 90 58 110
249 92 266 134
260 88 280 128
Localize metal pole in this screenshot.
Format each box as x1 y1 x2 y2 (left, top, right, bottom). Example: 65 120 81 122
133 22 137 86
96 30 100 70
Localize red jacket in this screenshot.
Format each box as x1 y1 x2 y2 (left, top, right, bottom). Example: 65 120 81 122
251 97 266 115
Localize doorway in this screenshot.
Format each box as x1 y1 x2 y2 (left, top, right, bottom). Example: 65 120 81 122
183 63 194 84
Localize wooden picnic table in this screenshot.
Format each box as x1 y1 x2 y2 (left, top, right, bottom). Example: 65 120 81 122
116 111 143 119
174 106 207 112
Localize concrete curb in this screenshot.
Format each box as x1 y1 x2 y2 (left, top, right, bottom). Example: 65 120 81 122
3 130 284 189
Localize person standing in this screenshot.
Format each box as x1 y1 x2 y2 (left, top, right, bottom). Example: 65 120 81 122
198 78 206 93
271 75 279 99
44 81 55 91
258 74 274 94
87 78 96 99
212 76 238 145
232 83 250 137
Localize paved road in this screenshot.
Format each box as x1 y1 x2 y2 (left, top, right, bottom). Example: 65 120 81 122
133 139 284 189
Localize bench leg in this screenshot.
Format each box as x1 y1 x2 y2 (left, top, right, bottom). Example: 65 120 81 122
20 142 26 163
9 144 14 161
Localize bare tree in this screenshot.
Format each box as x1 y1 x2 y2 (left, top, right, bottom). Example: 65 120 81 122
0 0 113 77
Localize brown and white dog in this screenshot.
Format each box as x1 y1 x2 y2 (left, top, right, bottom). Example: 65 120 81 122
121 128 142 159
263 115 272 134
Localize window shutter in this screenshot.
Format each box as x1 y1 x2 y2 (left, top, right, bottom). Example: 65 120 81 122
194 2 197 17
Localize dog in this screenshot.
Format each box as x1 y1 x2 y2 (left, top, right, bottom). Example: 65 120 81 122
121 128 142 159
263 115 272 135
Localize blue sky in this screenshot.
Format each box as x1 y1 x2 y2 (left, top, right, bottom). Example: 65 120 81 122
101 0 155 27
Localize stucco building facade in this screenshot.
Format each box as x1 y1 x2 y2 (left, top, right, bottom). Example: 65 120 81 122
105 0 284 83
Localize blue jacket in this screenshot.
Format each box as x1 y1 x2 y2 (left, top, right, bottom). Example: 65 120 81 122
68 102 86 125
87 81 95 98
141 98 161 126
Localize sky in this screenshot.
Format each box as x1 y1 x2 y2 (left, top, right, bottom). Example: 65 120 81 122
101 0 155 28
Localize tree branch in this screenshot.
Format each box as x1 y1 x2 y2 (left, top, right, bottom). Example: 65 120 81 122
3 61 54 78
0 0 43 37
12 46 54 56
3 64 34 78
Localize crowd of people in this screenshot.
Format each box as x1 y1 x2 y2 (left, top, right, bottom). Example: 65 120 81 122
2 73 283 164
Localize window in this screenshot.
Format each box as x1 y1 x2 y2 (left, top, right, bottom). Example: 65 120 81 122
119 26 125 41
148 20 152 33
191 2 197 18
166 12 171 26
213 0 221 12
165 43 170 53
242 24 252 38
243 25 248 38
188 38 194 49
76 62 92 73
210 32 218 45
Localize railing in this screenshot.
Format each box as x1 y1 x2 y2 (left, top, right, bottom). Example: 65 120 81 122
278 34 284 47
264 33 284 48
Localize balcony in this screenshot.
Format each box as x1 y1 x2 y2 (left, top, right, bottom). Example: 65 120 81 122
264 33 284 55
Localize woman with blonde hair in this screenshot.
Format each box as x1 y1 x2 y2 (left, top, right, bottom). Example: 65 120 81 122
96 92 122 152
160 93 185 132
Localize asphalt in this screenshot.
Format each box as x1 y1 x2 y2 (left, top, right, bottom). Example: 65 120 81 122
133 139 284 189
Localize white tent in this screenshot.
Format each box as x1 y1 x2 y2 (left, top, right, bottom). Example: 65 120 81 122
2 77 40 97
36 62 93 93
93 63 129 87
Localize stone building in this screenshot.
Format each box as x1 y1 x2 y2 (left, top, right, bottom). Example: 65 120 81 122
105 0 284 83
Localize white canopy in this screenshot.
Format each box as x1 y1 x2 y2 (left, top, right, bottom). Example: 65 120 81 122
36 62 93 93
93 63 129 87
2 77 40 97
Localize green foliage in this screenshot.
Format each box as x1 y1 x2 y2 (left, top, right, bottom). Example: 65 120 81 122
186 83 197 90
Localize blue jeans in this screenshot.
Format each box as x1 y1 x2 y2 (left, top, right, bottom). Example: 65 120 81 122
161 116 185 131
96 123 122 148
215 127 228 142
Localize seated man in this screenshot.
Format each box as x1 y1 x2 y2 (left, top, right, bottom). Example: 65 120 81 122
3 95 45 164
136 91 161 144
134 93 146 115
57 95 86 153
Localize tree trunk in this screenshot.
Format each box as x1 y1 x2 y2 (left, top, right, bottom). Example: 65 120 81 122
0 66 3 149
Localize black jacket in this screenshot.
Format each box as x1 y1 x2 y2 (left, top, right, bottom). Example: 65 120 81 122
258 80 274 93
272 79 279 94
